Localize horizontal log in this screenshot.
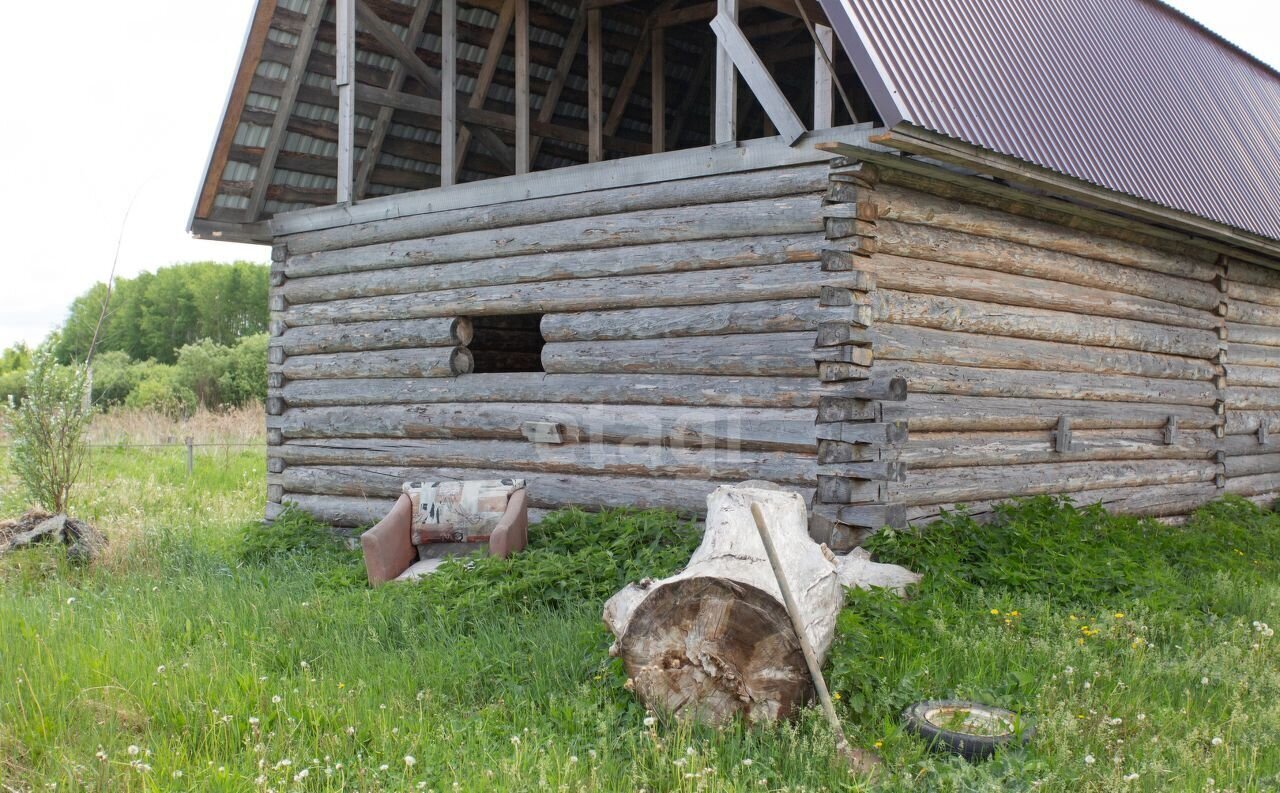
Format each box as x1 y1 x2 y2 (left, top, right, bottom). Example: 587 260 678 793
872 167 1221 276
542 332 821 376
864 252 1217 331
1229 260 1280 292
873 290 1218 357
866 182 1219 282
539 298 863 342
1227 322 1280 348
892 459 1218 506
275 403 819 451
815 475 887 503
278 318 472 355
899 428 1218 468
276 438 822 483
1225 434 1280 455
285 195 825 277
872 361 1217 406
281 347 473 379
1225 410 1280 435
875 325 1218 381
284 263 867 327
810 502 906 530
1227 298 1280 327
884 394 1219 431
1225 364 1280 388
814 422 909 444
1227 280 1280 309
1224 452 1280 478
1225 473 1280 498
280 465 811 514
279 373 906 408
1227 386 1280 410
281 234 823 305
903 481 1220 525
1230 343 1280 367
284 164 830 255
875 220 1220 312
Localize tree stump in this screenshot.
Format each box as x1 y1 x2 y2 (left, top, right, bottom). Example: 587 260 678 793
1 511 106 566
604 486 837 722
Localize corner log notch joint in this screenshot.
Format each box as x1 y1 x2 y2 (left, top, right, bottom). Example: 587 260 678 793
810 157 907 550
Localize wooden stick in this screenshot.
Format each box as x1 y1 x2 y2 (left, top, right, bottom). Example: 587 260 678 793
748 502 880 774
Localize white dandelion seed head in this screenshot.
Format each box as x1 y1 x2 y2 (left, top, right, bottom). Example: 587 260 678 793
272 695 282 704
127 745 140 756
569 755 578 763
1124 773 1140 782
1083 754 1096 765
510 735 521 746
1211 736 1223 746
742 758 754 766
643 716 656 727
404 756 416 767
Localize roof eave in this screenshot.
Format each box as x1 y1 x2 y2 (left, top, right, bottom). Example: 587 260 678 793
875 123 1280 265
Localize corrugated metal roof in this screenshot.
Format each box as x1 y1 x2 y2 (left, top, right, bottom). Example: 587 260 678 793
821 0 1280 242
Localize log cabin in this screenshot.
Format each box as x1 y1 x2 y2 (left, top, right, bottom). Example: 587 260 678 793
190 0 1280 546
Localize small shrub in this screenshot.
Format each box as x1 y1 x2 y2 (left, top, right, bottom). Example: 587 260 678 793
3 345 94 513
240 504 354 564
125 364 196 418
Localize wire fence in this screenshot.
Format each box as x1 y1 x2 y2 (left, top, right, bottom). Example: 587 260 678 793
0 439 266 475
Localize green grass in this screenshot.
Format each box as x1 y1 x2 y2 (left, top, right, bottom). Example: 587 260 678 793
2 449 1279 791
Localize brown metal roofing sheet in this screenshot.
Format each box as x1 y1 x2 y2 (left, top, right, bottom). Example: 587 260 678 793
821 0 1280 242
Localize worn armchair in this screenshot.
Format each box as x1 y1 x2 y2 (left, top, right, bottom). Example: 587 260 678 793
360 479 529 586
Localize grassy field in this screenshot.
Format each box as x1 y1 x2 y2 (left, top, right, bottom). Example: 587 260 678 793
1 414 1279 791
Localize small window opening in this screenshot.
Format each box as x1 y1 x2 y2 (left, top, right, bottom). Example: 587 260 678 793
468 314 546 373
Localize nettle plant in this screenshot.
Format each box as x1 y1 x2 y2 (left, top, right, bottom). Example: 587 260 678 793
3 345 94 514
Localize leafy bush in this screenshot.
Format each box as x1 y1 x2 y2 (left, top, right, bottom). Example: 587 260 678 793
0 343 31 405
125 364 197 418
2 345 93 512
173 333 268 410
89 350 144 406
240 505 357 565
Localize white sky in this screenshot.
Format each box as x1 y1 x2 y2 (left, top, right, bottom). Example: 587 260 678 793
0 0 1276 351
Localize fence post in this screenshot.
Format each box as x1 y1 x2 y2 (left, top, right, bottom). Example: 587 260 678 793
185 436 194 477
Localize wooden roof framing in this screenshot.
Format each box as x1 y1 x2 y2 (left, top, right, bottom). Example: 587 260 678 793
191 0 864 243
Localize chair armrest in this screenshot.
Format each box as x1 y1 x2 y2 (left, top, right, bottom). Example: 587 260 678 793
488 488 529 559
360 494 416 586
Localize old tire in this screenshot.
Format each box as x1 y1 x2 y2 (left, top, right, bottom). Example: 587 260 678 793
902 700 1032 761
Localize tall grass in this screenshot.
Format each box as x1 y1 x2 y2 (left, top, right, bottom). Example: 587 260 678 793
1 440 1278 791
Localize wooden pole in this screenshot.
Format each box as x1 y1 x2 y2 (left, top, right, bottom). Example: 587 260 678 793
813 24 833 129
515 0 530 173
185 437 195 477
441 0 458 187
749 502 880 774
651 27 665 153
713 0 737 143
335 0 357 204
587 8 603 162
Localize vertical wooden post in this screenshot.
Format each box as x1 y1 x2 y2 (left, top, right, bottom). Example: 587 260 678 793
185 437 194 477
587 7 603 162
651 26 665 153
335 0 357 204
515 0 530 173
713 0 737 143
441 0 458 187
813 24 833 129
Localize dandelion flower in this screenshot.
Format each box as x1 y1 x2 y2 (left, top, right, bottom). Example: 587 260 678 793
510 735 521 746
156 666 166 674
67 597 76 605
742 758 753 766
405 756 416 767
294 769 310 782
643 716 656 728
990 609 999 615
1084 754 1095 765
272 695 282 704
1123 772 1139 782
569 755 578 764
127 746 140 756
873 741 883 749
1114 612 1125 619
1211 736 1223 746
379 764 390 772
1064 666 1074 676
1201 677 1210 686
248 717 260 726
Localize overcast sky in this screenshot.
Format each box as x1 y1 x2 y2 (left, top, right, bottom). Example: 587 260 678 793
0 0 1276 351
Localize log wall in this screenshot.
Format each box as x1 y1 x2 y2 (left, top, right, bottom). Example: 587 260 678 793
832 157 1279 527
266 164 901 527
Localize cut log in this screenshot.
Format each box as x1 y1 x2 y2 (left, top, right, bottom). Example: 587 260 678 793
603 483 918 724
0 511 106 565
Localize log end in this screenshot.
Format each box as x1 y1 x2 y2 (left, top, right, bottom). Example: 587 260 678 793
449 346 475 376
616 577 812 724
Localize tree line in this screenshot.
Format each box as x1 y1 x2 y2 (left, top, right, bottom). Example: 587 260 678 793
2 262 269 415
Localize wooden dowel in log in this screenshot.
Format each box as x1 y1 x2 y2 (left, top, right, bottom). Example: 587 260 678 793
748 502 880 774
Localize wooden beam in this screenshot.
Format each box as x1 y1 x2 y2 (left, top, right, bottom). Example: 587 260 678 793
336 0 357 204
440 0 457 187
651 26 665 153
195 0 278 220
713 0 737 143
246 0 327 220
454 0 515 178
353 83 650 154
587 7 603 162
656 0 823 28
813 24 832 129
530 6 587 163
515 0 530 173
711 13 804 144
355 0 439 199
355 0 515 171
603 0 677 138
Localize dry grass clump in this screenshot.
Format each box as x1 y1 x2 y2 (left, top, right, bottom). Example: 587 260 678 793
86 402 265 447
